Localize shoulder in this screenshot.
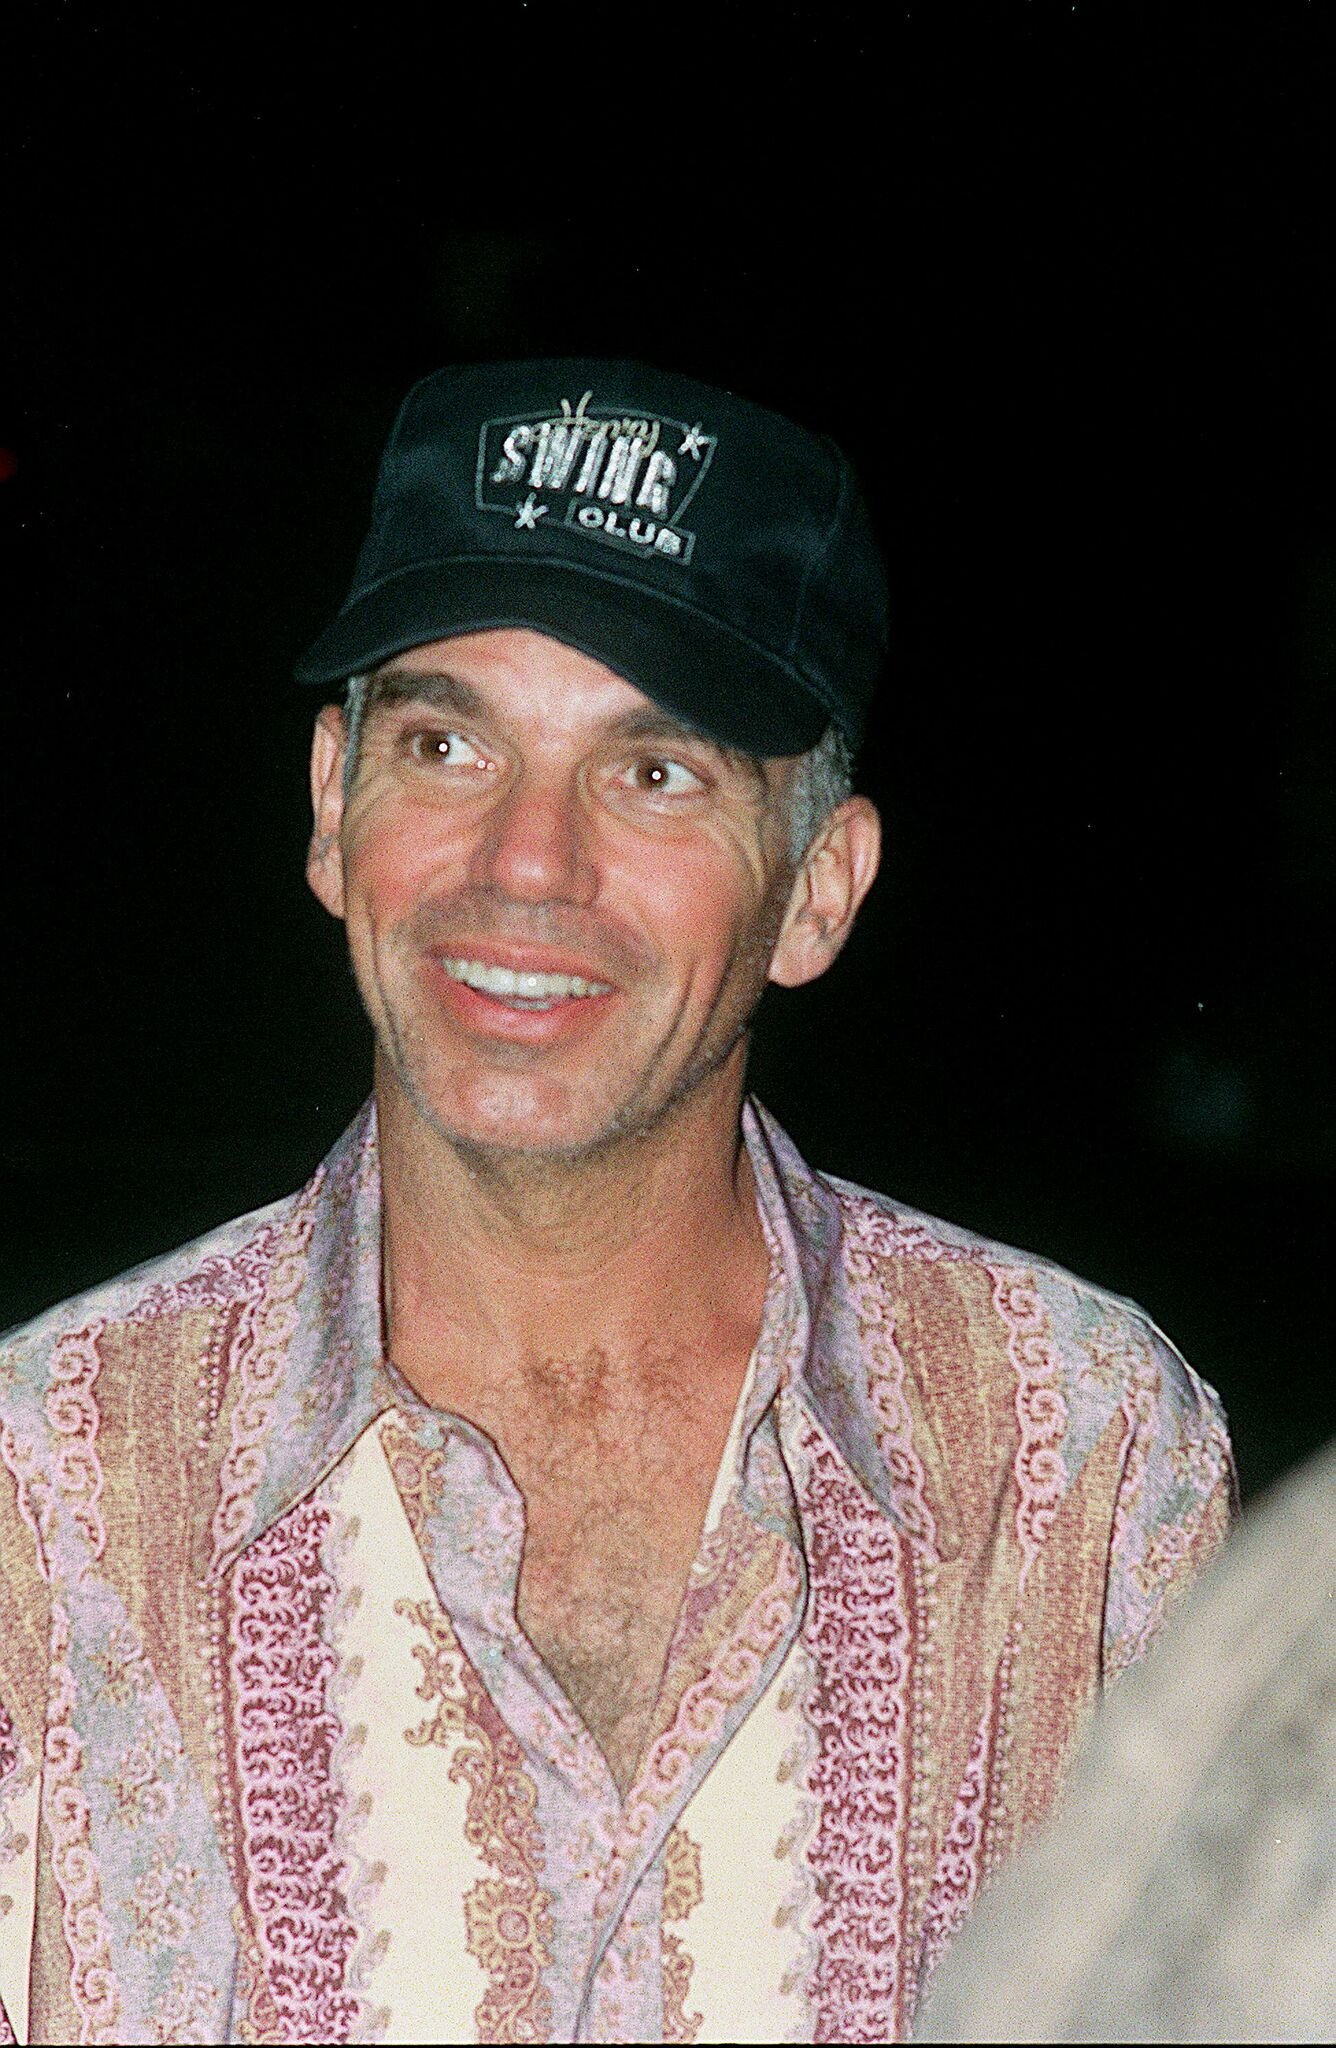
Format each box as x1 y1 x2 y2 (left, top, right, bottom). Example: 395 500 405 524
0 1191 303 1616
799 1166 1234 1623
818 1167 1231 1468
0 1191 297 1436
0 1192 303 1766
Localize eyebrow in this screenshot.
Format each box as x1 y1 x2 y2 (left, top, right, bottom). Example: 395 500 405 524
364 668 485 719
364 666 768 790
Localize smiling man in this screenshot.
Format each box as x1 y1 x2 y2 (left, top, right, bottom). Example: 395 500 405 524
0 361 1235 2045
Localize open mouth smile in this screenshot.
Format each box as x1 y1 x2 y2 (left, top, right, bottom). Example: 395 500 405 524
440 956 614 1013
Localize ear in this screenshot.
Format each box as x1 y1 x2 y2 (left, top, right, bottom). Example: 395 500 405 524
767 795 882 989
306 704 349 921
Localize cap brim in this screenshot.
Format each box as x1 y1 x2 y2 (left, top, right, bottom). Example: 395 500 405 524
293 557 830 757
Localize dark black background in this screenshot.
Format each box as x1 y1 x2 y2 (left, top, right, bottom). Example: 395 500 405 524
4 2 1332 1499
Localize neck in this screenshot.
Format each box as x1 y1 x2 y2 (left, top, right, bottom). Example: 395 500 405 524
375 1045 771 1410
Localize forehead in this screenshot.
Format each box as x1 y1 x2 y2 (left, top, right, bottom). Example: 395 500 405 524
371 629 642 713
363 629 773 781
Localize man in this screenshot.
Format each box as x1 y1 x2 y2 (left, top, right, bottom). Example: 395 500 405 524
0 360 1235 2044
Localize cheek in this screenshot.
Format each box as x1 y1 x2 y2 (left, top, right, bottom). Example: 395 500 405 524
616 840 774 990
341 805 466 930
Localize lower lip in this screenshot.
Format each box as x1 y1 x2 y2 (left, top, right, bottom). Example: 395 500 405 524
430 962 617 1043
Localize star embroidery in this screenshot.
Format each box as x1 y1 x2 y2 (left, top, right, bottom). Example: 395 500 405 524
678 423 710 460
514 493 548 530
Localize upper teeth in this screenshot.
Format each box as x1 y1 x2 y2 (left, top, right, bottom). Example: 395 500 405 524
443 958 611 1000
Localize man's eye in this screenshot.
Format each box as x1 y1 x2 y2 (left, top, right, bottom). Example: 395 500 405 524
623 755 704 797
406 729 487 768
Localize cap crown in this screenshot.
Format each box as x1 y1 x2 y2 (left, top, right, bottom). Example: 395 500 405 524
298 358 888 755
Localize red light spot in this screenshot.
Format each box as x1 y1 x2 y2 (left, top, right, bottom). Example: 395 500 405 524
0 448 17 483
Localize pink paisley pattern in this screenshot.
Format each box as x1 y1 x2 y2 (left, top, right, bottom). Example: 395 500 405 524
226 1498 360 2045
44 1599 122 2044
125 1217 282 1463
840 1193 940 1550
0 1993 15 2044
918 1710 992 1982
46 1321 108 1571
128 1228 280 1326
209 1177 323 1571
799 1421 912 2046
0 1321 109 1594
988 1268 1069 1587
842 1207 973 1266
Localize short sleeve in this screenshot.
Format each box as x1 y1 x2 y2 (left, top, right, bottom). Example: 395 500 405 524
1101 1316 1238 1685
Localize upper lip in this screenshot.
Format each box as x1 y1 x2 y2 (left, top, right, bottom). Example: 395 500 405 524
430 942 618 986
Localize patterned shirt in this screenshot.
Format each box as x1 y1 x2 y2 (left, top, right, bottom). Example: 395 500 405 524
0 1100 1235 2045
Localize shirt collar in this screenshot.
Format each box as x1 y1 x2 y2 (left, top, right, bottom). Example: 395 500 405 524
740 1099 935 1543
213 1093 917 1571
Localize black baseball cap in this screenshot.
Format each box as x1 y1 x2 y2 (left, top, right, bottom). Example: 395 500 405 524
294 358 888 757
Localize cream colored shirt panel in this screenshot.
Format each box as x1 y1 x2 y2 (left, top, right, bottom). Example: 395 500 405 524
318 1424 492 2046
0 1746 39 2045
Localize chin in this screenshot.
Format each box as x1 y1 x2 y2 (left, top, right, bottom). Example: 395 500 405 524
372 979 748 1166
404 1062 637 1162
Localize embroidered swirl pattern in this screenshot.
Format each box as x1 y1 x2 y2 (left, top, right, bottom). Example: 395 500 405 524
128 1228 280 1325
987 1268 1069 1587
210 1175 323 1570
123 1219 281 1463
835 1195 976 1267
660 1825 704 2044
227 1498 361 2045
46 1321 108 1570
606 1505 801 1908
799 1422 912 2046
840 1195 940 1551
917 1711 991 1984
773 1646 823 2004
398 1597 554 2045
378 1416 446 1549
44 1600 122 2044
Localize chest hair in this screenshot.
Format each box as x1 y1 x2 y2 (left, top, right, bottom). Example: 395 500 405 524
483 1343 740 1794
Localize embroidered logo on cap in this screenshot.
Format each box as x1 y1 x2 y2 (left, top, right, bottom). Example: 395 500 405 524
475 392 716 564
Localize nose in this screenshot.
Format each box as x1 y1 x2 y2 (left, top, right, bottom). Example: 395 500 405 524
466 764 598 907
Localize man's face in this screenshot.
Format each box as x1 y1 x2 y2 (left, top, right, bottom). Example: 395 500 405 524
307 629 867 1161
